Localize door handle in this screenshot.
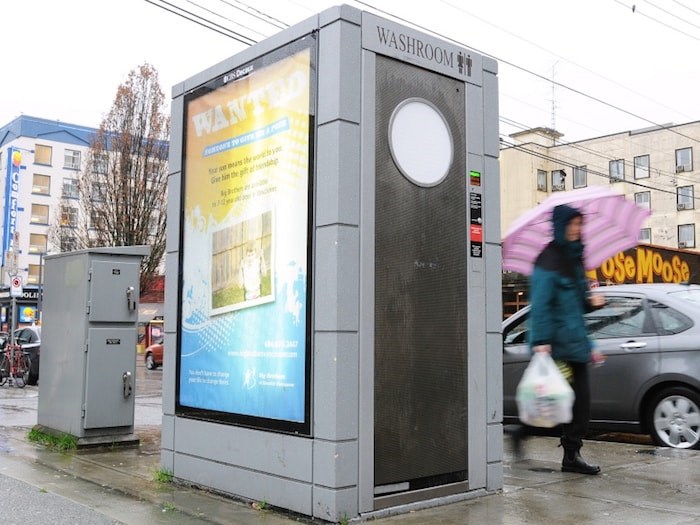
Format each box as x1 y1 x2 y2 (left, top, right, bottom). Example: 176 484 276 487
620 341 646 350
126 286 136 311
122 371 132 398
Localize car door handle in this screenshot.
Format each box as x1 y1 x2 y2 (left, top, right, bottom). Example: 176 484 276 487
620 341 646 350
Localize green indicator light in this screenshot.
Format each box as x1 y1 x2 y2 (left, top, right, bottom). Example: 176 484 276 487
470 171 481 178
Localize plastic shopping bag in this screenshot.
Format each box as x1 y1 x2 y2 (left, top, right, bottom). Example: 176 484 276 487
515 352 574 428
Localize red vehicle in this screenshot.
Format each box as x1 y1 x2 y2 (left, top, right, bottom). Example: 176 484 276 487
144 341 163 370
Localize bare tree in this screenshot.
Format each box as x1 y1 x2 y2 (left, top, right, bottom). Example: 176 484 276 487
50 63 169 290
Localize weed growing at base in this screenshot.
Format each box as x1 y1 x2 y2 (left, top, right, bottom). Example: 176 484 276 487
27 429 77 452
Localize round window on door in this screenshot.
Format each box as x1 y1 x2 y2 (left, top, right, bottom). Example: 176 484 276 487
388 98 454 187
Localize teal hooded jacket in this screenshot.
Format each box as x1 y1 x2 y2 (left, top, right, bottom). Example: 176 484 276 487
528 204 594 363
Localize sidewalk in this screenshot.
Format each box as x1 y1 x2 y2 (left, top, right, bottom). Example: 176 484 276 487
1 383 699 523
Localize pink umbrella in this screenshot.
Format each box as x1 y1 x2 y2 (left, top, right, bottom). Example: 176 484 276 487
502 185 651 275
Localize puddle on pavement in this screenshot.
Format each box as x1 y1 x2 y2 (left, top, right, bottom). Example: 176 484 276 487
0 436 13 453
636 449 659 456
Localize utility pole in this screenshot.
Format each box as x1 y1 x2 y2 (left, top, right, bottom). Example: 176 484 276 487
7 232 20 344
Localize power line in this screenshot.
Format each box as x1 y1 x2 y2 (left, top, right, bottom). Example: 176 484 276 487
436 0 695 122
144 0 257 46
353 0 700 147
612 0 700 42
500 135 700 204
642 0 700 32
152 0 700 155
185 0 272 39
216 0 289 30
500 115 700 189
672 0 700 18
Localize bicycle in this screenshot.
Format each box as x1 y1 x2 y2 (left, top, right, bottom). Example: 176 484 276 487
0 343 31 388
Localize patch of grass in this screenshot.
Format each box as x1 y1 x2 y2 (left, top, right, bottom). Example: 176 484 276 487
252 499 268 511
162 502 177 512
338 513 350 525
152 467 174 484
27 429 77 452
212 275 272 309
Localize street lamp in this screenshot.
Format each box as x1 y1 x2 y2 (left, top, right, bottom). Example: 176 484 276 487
516 291 524 311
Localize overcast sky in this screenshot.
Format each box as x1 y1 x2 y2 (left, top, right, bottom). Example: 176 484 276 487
3 0 699 143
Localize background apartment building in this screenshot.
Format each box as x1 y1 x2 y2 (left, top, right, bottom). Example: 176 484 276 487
0 115 95 287
500 120 700 250
0 115 165 334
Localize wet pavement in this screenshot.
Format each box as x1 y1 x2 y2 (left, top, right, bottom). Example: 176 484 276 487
1 365 700 524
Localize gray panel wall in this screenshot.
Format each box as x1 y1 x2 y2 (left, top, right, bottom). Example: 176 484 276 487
313 7 363 521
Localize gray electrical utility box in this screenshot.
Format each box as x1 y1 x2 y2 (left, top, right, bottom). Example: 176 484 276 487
36 246 150 447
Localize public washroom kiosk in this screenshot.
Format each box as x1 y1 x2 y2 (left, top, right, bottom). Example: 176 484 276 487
36 246 150 446
163 5 501 522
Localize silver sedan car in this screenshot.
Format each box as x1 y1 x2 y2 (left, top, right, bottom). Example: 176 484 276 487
503 283 700 449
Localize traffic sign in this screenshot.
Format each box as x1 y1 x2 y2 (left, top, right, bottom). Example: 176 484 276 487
10 275 23 297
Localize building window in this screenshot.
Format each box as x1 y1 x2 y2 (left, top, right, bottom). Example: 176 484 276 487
634 155 650 179
27 264 40 285
64 149 81 170
29 233 47 254
61 205 78 228
95 153 108 175
62 177 79 199
635 191 651 210
551 169 566 191
573 166 587 188
91 210 105 231
677 186 694 210
32 174 51 195
537 169 547 191
609 159 624 182
639 228 651 244
34 144 52 166
30 204 49 224
91 183 104 202
61 235 77 253
676 147 692 173
679 224 695 249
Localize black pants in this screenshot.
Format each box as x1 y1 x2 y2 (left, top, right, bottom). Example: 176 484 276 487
560 361 591 451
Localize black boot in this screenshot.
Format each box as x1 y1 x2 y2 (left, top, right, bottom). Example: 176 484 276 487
562 448 600 475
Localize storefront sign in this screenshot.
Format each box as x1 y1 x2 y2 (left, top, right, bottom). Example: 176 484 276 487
586 244 695 285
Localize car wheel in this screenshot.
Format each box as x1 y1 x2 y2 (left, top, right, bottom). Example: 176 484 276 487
647 387 700 450
146 353 156 370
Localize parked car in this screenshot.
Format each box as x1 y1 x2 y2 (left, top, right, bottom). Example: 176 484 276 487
14 325 41 386
144 342 163 370
503 283 700 450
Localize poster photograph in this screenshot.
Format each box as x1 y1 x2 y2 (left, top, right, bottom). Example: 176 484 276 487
211 210 275 315
178 37 314 431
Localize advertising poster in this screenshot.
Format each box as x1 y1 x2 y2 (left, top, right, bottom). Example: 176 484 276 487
179 40 314 429
19 305 36 324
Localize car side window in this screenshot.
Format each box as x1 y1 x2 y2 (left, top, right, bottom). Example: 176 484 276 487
649 299 693 335
585 296 648 339
15 329 29 344
504 313 529 345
